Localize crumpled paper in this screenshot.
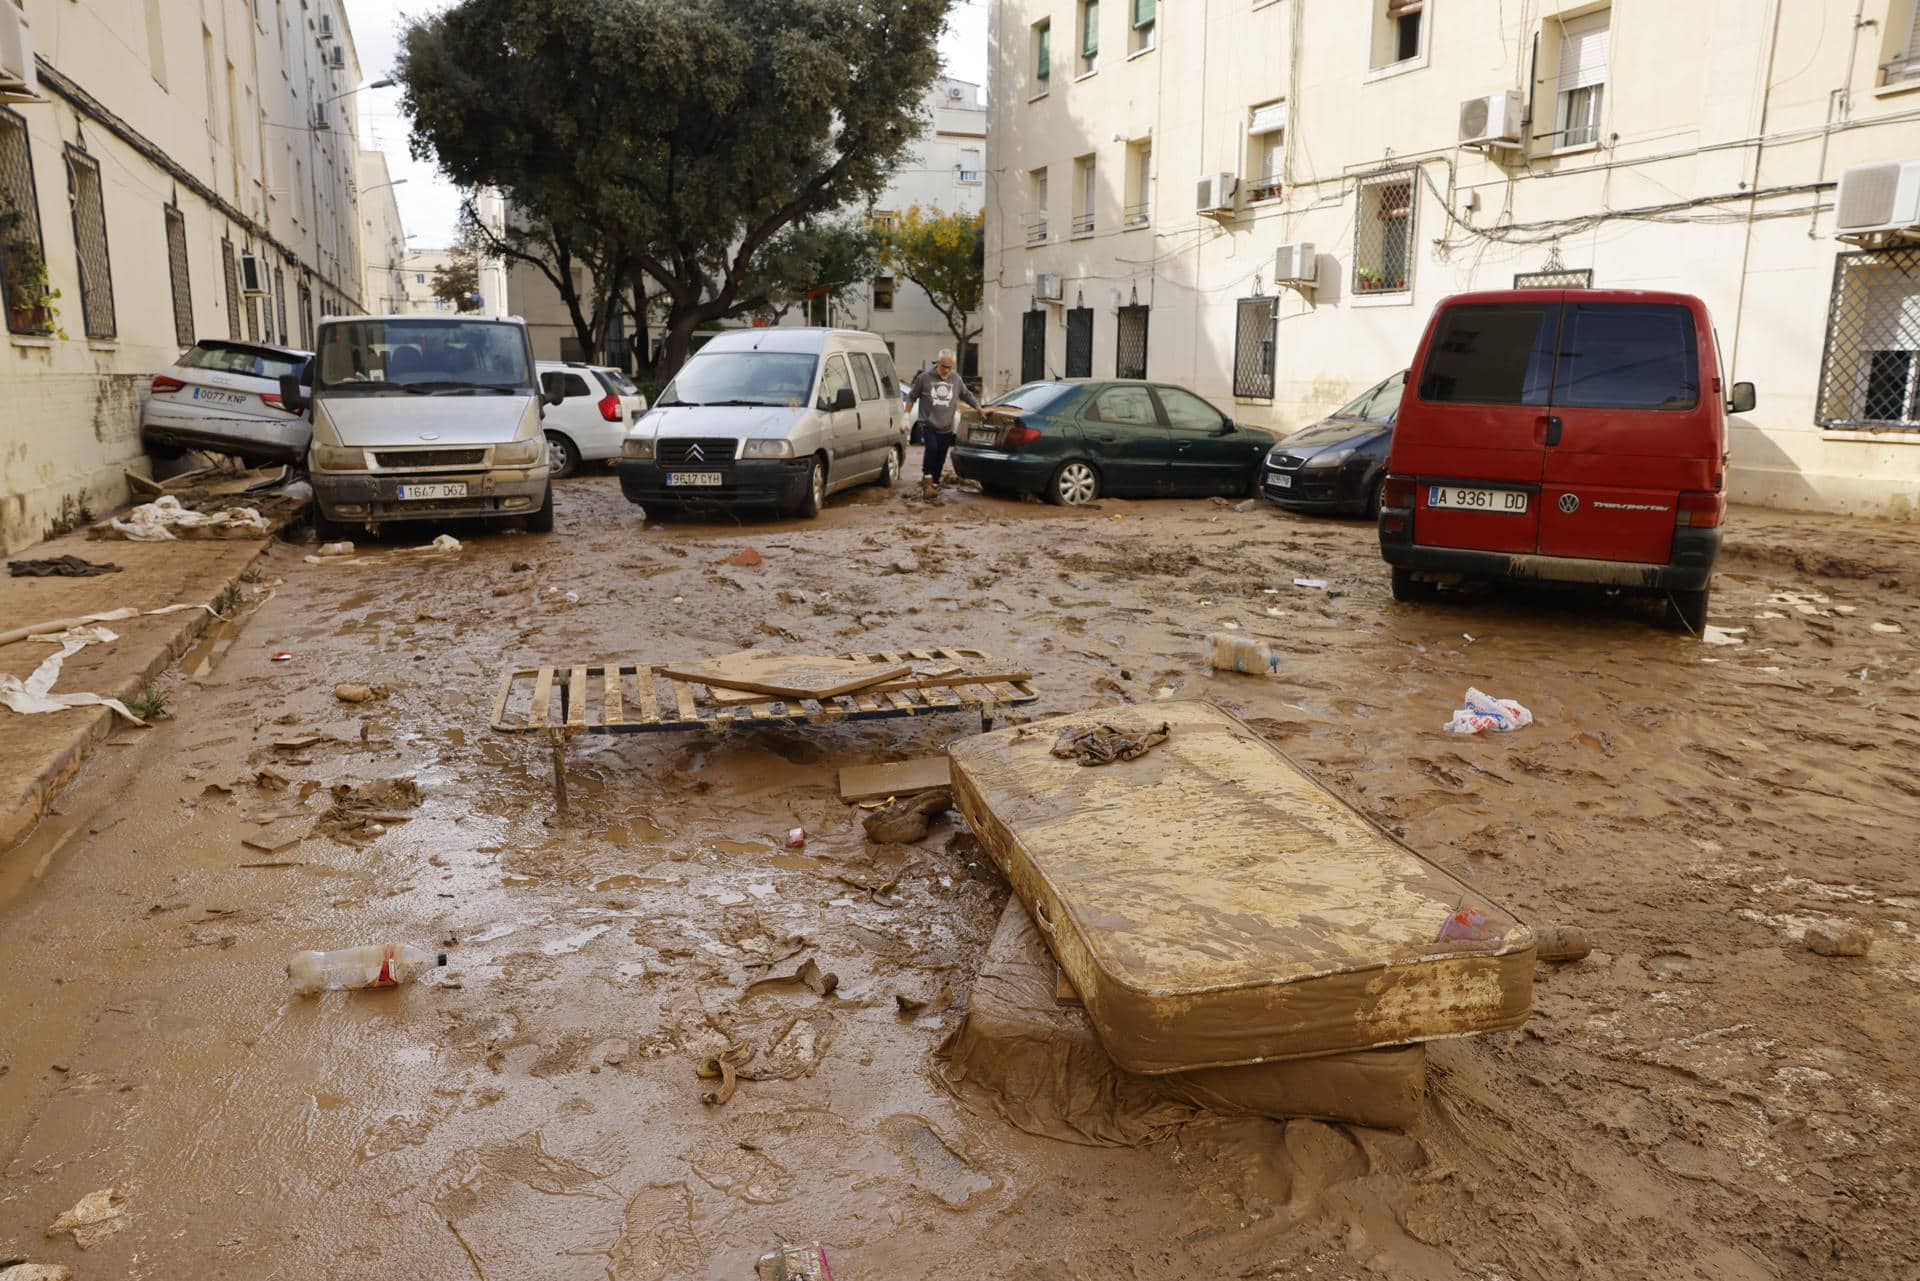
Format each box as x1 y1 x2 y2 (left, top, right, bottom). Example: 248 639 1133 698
1049 721 1170 766
1 629 143 724
106 495 268 541
1442 688 1532 735
45 1185 128 1248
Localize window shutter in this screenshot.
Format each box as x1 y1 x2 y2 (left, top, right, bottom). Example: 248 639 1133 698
1083 0 1099 58
1907 0 1920 62
1134 0 1155 29
1387 0 1424 17
1038 26 1050 78
1557 13 1610 91
1248 101 1288 136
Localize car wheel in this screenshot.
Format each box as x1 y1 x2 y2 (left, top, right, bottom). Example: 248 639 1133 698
526 482 556 533
877 445 902 488
311 507 352 542
1391 568 1437 603
1048 460 1100 506
545 432 580 479
1365 476 1385 520
1665 587 1710 635
790 456 827 518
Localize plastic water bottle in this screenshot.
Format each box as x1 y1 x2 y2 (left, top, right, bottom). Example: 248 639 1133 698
287 944 447 994
1206 631 1280 676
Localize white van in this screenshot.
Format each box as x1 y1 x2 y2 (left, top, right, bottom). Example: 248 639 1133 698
617 328 906 517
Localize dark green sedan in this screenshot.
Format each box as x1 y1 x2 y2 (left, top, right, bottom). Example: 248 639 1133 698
951 381 1277 505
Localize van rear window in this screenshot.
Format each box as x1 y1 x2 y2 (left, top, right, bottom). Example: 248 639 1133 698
1417 304 1556 406
1555 304 1699 409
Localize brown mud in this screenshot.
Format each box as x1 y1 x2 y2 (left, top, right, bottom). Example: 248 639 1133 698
1 473 1917 1278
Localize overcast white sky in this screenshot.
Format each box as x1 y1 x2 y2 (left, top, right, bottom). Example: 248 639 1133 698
343 0 990 248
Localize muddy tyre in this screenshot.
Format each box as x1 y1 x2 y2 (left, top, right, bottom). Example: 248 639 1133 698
311 507 351 542
789 457 827 518
545 431 580 479
1665 587 1709 635
1390 568 1436 603
1365 476 1385 520
526 482 555 533
877 445 902 488
1048 460 1100 506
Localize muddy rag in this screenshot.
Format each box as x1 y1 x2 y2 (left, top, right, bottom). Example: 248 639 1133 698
1049 721 1170 766
9 555 121 577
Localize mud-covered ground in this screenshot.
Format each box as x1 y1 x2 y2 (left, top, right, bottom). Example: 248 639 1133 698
2 470 1917 1280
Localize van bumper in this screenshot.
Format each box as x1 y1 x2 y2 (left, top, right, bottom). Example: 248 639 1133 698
1380 519 1721 592
617 458 812 509
311 467 549 525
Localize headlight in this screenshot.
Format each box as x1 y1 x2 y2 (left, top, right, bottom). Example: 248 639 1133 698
622 437 654 460
1309 446 1356 468
494 436 544 466
740 438 794 460
310 444 363 470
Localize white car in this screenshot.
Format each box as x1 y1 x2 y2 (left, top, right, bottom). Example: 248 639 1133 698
141 339 313 465
535 361 648 477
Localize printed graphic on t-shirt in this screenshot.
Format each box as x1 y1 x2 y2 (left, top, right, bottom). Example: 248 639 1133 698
931 381 955 408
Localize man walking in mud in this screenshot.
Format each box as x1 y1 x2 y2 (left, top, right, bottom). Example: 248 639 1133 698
904 349 981 497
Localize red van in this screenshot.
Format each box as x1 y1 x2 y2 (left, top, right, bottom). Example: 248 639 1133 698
1378 289 1753 632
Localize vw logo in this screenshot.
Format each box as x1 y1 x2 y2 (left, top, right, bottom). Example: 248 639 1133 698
687 442 706 462
1559 493 1580 514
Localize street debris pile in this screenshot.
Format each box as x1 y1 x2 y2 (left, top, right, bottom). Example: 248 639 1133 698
101 495 270 542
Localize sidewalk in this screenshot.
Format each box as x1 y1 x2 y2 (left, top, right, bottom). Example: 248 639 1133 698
0 526 274 850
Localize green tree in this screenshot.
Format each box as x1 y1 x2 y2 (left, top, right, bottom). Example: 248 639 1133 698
877 205 984 358
400 0 949 376
456 199 626 360
430 250 481 313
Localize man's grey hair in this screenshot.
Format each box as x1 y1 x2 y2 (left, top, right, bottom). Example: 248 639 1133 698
936 348 955 362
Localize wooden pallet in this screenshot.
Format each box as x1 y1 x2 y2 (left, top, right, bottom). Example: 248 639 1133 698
489 648 1037 812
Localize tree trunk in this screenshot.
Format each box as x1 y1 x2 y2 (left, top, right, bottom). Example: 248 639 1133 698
659 308 705 381
626 267 653 377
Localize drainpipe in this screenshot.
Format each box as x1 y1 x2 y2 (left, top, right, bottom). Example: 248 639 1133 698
1810 0 1872 237
1726 0 1784 383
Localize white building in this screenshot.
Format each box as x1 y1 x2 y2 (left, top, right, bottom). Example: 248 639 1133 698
984 0 1920 520
400 247 457 314
0 0 368 553
357 149 408 314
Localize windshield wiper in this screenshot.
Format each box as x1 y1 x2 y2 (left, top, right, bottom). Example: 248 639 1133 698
387 380 522 395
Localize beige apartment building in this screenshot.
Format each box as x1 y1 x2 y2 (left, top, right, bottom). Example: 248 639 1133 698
358 149 408 313
984 0 1920 518
0 0 369 553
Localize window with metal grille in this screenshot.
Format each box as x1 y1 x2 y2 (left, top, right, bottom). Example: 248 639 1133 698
1065 306 1093 377
64 147 115 339
164 207 194 345
1354 169 1414 295
274 265 288 344
298 282 312 347
246 291 260 342
1021 309 1046 383
1816 245 1920 432
1116 304 1149 379
1552 11 1609 149
221 239 241 339
1514 268 1593 289
1233 296 1275 399
0 109 49 333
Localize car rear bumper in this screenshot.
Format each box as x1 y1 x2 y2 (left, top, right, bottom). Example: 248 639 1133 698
311 468 548 525
951 448 1055 492
1380 518 1721 591
140 415 309 464
617 458 812 508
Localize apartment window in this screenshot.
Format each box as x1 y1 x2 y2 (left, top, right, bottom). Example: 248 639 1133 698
1028 168 1049 244
1116 304 1149 378
0 110 49 333
1816 246 1920 431
144 0 169 89
1034 20 1052 90
164 207 194 345
416 271 426 283
1233 298 1275 399
1247 102 1287 201
1372 0 1427 71
274 265 288 343
1072 154 1096 236
1354 169 1415 294
201 29 219 140
64 148 116 339
1132 0 1156 54
1882 1 1920 85
221 238 241 339
870 209 898 234
1079 0 1099 74
959 147 983 184
299 281 312 347
873 274 895 310
1124 140 1152 226
1066 305 1093 377
1552 11 1609 149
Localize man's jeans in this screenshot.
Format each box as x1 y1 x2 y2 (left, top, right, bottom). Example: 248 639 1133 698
922 426 955 482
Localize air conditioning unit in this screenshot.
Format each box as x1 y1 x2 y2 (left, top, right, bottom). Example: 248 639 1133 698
1834 160 1920 242
1034 272 1065 303
1196 172 1238 215
1274 242 1317 286
240 253 267 295
1458 91 1525 148
947 85 964 100
0 0 39 102
328 45 346 70
317 13 335 40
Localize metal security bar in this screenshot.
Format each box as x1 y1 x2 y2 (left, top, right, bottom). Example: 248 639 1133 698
0 109 47 332
63 147 115 339
1233 296 1275 399
1816 245 1920 431
222 240 241 340
1515 268 1593 289
1116 304 1149 379
1354 168 1415 295
164 208 193 345
274 265 288 344
1021 309 1046 382
1065 306 1093 377
299 282 312 347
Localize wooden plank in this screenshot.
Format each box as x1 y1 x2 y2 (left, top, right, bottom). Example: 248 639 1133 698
671 677 697 723
530 667 556 729
489 669 521 731
567 666 589 728
839 757 951 802
657 650 909 699
603 665 624 728
708 683 790 708
634 667 661 724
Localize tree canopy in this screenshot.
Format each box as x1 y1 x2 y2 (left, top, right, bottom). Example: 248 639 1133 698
430 251 481 313
878 205 984 355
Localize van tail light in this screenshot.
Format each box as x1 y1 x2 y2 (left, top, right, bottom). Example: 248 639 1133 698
1381 474 1417 508
260 392 301 415
1676 490 1724 529
151 375 185 394
597 394 622 423
1004 424 1041 448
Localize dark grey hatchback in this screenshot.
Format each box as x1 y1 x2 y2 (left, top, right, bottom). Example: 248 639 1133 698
1261 371 1404 517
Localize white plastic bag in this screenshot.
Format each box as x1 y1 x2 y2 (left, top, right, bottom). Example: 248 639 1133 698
1442 687 1532 735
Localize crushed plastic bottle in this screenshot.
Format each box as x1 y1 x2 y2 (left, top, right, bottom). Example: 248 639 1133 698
287 944 448 994
756 1242 833 1280
1206 631 1280 676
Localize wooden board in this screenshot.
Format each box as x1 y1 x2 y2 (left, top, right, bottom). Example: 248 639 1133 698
838 756 951 803
707 663 1032 708
657 650 910 700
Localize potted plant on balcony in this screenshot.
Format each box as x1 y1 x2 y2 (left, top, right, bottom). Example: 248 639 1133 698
2 216 64 337
1355 266 1405 294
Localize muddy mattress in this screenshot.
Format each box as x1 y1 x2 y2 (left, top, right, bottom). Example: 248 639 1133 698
948 701 1534 1073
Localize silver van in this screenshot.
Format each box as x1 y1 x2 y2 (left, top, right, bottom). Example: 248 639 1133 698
617 328 906 517
278 315 558 539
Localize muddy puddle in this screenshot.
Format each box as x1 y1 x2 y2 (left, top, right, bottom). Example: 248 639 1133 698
0 475 1917 1278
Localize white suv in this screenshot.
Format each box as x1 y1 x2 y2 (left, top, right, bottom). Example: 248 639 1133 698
536 361 648 476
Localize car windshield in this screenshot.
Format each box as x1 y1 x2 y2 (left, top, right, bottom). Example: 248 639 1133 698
179 341 308 382
1333 371 1406 422
598 368 640 396
656 352 818 407
988 382 1076 413
315 319 532 392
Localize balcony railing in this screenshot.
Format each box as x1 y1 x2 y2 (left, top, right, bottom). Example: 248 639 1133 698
1123 202 1151 227
1884 52 1920 84
958 169 983 184
1027 220 1049 244
1070 212 1095 236
1246 174 1283 202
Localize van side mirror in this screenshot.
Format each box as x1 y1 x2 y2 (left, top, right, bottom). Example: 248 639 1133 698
833 386 857 412
1214 417 1237 435
541 379 566 408
1727 382 1756 415
277 373 306 414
